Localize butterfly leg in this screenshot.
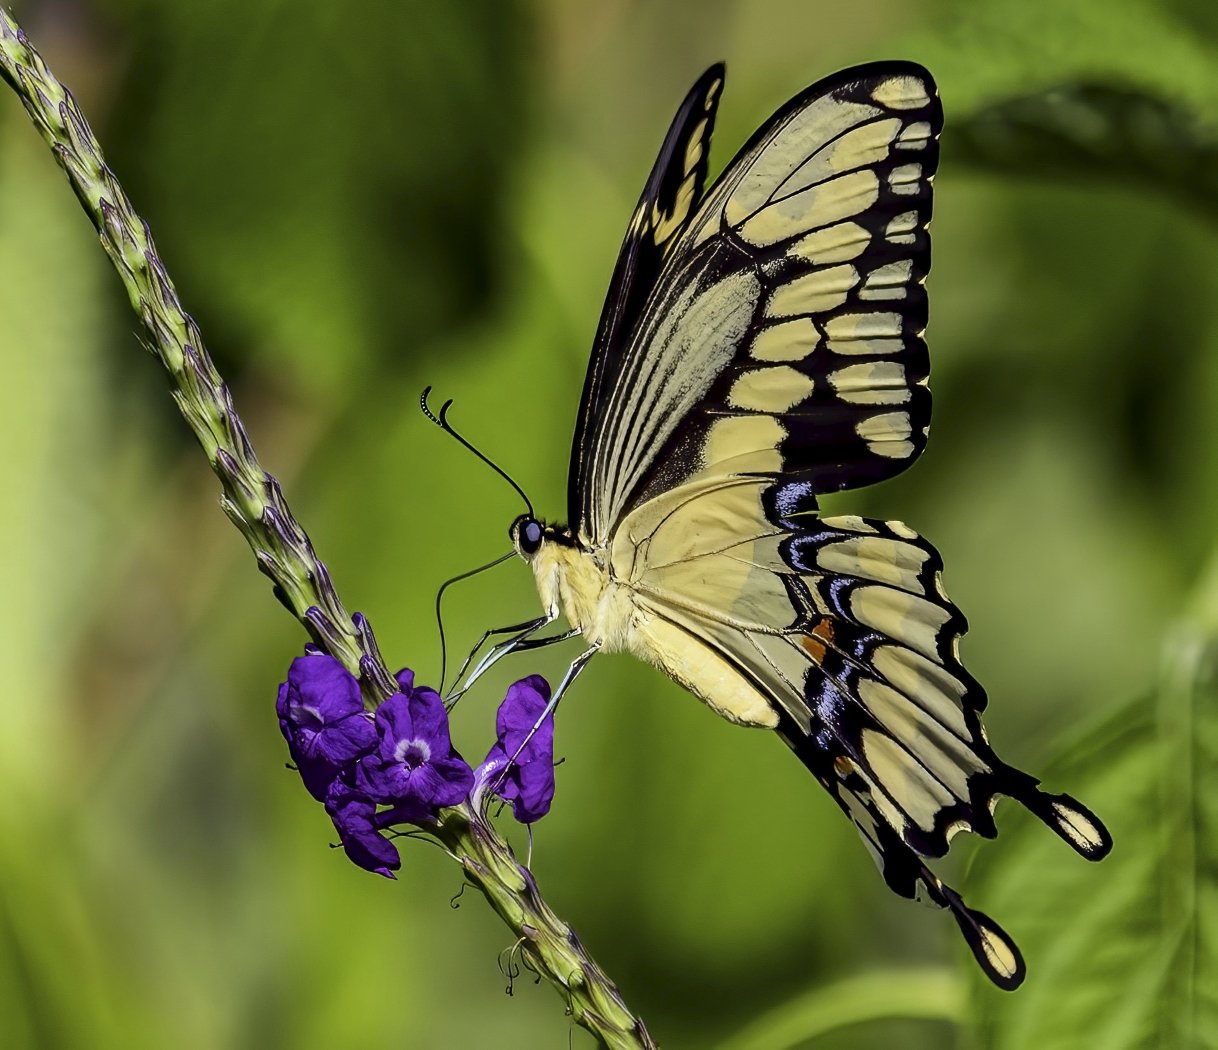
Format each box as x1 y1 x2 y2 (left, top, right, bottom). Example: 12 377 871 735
494 643 600 787
451 614 554 695
447 612 579 706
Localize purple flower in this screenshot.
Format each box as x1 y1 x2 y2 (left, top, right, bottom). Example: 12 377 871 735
355 679 474 821
324 780 400 879
276 653 377 799
476 676 555 824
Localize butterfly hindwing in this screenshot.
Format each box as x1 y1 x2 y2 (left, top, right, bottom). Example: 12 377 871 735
574 63 941 547
616 482 1110 987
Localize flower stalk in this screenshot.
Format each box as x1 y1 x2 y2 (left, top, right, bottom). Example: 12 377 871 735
0 11 655 1048
434 807 655 1048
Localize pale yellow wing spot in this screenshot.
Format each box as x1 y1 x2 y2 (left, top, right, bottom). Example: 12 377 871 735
870 75 931 111
729 366 816 413
724 97 883 225
683 118 709 171
737 169 880 247
1050 800 1108 853
825 311 902 342
859 260 913 302
975 923 1022 984
652 173 699 245
863 728 956 831
777 117 902 199
784 221 871 266
850 584 950 661
825 515 881 535
896 120 932 148
830 361 910 405
869 644 970 737
856 679 984 800
767 264 860 317
701 413 787 472
855 411 914 458
750 318 821 362
814 534 927 590
888 163 923 195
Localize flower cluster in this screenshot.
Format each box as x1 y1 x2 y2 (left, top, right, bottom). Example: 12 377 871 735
276 652 555 877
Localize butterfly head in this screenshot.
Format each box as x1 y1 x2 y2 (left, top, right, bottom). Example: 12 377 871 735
509 514 546 560
510 515 579 560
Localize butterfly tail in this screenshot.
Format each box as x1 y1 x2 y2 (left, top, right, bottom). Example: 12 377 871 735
936 885 1026 991
1003 782 1113 861
779 718 1027 989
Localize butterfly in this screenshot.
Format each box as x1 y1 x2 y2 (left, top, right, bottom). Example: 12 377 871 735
489 61 1112 989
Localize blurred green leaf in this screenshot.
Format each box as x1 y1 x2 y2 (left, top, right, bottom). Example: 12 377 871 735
911 0 1218 118
720 968 962 1050
969 558 1218 1049
907 1 1218 223
97 0 529 394
951 82 1218 221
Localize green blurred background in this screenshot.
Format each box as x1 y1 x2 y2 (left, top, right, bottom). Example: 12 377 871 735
3 0 1218 1047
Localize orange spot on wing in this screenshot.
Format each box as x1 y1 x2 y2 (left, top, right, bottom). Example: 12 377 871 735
798 617 836 663
799 634 826 662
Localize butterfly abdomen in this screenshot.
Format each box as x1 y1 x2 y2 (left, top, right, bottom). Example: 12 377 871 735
627 607 782 727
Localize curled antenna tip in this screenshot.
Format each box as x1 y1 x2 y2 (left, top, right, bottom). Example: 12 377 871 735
420 387 442 427
419 386 534 518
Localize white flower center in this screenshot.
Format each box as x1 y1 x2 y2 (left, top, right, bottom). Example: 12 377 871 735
394 737 431 769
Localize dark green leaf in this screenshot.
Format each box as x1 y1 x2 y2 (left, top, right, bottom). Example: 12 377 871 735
951 83 1218 221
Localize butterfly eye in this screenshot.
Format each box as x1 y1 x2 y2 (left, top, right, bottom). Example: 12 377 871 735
511 515 545 557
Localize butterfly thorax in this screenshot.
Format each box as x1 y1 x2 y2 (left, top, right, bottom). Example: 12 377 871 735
509 515 635 651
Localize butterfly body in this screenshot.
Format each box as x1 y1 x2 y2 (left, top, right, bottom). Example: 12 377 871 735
504 62 1112 989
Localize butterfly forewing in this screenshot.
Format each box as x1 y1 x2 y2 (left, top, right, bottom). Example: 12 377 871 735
573 63 941 547
569 65 726 533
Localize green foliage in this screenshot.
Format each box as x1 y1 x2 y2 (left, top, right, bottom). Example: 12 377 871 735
969 562 1218 1048
952 84 1218 222
4 0 1218 1046
720 969 962 1050
908 0 1218 117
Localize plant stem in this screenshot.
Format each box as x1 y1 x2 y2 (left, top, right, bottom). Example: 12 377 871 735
0 11 655 1047
434 808 657 1050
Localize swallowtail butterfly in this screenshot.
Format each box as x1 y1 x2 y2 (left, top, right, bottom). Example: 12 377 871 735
496 62 1111 989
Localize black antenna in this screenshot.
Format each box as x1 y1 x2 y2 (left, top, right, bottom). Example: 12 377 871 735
434 549 515 692
421 387 534 517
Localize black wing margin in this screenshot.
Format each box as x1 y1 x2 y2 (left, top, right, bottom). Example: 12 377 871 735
568 64 726 530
